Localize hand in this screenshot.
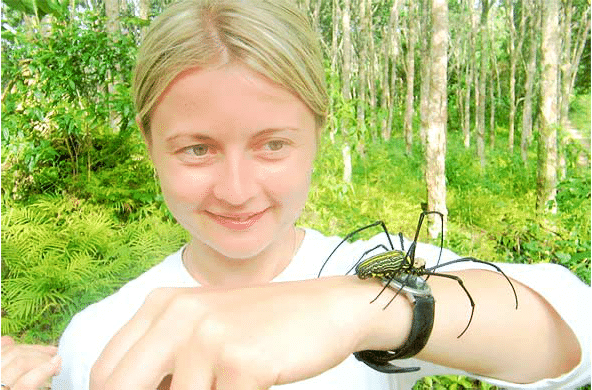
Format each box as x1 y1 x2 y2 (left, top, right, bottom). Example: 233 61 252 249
90 276 402 390
1 336 61 390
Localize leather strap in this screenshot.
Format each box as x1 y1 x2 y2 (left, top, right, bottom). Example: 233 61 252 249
354 276 435 374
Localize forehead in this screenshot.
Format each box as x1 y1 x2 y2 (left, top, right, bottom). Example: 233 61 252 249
161 63 300 104
149 64 316 139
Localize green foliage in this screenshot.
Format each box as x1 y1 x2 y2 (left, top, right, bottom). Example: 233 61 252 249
1 11 145 207
413 375 496 390
569 94 592 132
3 0 69 20
1 196 188 343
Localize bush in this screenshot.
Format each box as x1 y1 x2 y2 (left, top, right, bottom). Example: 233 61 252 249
1 11 142 205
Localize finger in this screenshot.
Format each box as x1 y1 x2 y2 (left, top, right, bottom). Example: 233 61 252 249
173 346 265 390
1 345 58 383
91 288 182 389
104 295 204 389
169 344 213 390
12 355 61 390
171 326 271 390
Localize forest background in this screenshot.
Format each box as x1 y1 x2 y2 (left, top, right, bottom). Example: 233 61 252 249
1 0 591 388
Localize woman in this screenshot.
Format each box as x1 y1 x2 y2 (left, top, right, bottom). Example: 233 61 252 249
8 0 590 389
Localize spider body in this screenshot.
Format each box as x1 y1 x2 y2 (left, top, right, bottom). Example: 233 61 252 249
355 251 426 280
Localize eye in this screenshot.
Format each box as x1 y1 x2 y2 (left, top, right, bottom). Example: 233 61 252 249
265 140 285 151
186 144 210 156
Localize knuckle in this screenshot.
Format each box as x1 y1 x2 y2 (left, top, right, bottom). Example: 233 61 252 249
192 313 227 343
167 292 205 319
89 362 108 389
144 287 176 306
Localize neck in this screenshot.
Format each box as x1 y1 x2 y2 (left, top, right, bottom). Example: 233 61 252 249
182 226 303 287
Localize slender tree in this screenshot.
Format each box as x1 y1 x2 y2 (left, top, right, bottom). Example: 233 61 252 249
341 0 353 183
425 0 448 238
537 0 560 212
403 0 418 155
521 0 539 164
385 0 402 141
506 0 526 153
418 0 431 147
476 0 489 168
105 0 119 34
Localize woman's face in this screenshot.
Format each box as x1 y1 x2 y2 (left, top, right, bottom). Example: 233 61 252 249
146 64 317 260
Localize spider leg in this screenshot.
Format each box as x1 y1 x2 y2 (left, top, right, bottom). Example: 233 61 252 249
368 272 409 307
398 232 405 252
318 221 394 277
421 270 475 338
428 257 519 310
410 211 445 273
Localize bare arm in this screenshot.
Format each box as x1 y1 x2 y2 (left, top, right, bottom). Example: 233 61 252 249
414 269 580 383
91 272 583 389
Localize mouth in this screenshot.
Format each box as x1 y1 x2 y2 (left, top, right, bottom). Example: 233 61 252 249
204 209 268 230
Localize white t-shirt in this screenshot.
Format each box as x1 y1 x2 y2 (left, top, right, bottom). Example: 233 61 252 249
52 228 591 389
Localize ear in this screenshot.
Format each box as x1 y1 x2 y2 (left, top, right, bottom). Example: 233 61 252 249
136 114 153 156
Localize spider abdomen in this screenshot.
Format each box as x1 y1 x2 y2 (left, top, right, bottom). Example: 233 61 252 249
355 250 407 279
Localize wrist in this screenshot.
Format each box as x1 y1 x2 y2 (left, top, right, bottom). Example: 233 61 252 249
350 274 435 373
347 276 415 353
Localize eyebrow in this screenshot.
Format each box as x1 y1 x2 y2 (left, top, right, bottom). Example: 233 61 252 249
165 127 301 144
165 133 214 144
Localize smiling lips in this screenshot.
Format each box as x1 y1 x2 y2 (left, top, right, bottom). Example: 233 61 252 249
205 209 268 231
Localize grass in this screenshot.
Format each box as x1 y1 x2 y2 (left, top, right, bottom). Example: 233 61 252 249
570 93 592 132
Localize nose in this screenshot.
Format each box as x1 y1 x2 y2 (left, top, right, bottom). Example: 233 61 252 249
212 152 258 206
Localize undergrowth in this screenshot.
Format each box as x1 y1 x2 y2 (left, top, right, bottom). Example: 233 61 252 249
1 196 188 343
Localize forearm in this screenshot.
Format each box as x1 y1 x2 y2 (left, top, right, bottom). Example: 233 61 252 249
353 269 581 383
90 273 582 389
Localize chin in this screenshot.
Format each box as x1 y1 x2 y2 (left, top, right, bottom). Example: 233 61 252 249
210 241 271 261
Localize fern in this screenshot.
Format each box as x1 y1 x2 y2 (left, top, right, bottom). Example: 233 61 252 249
1 195 187 342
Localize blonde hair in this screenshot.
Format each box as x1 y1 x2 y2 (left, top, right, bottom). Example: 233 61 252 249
133 0 328 135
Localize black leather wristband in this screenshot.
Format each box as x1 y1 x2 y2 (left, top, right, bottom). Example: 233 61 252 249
354 274 435 374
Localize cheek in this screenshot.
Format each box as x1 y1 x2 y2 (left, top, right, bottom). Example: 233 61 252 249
260 159 313 210
157 164 212 207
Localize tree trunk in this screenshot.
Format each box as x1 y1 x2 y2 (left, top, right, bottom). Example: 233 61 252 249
381 26 392 141
329 0 341 143
558 0 573 180
404 0 418 155
357 0 368 148
105 0 120 132
463 60 472 148
559 0 573 129
461 0 476 149
418 0 431 147
476 0 489 168
537 0 560 213
105 0 119 34
367 5 377 140
425 0 448 239
521 1 539 164
341 0 353 183
507 0 517 152
387 0 401 143
489 75 495 149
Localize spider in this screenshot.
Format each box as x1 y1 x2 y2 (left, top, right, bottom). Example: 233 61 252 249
317 211 519 339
